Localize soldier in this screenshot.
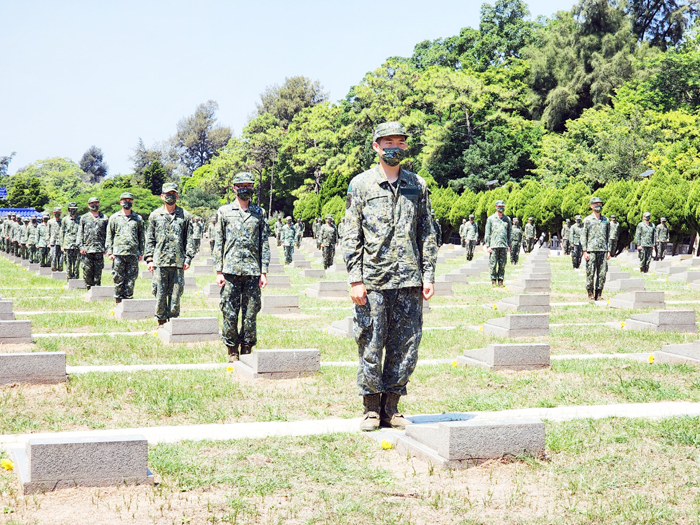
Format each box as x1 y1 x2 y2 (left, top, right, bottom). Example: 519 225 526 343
8 214 18 256
608 215 620 257
281 216 296 265
274 217 283 247
458 218 467 248
145 183 195 326
295 218 304 248
214 172 270 361
207 217 216 253
432 211 442 247
569 215 584 269
511 217 523 265
337 217 345 242
635 212 655 273
581 197 611 302
19 217 29 259
106 192 145 303
464 214 479 261
36 213 51 267
48 207 63 271
61 203 81 279
77 197 108 289
312 217 319 240
28 215 40 263
524 217 536 253
655 218 669 260
344 121 437 432
319 214 338 270
561 219 571 255
0 215 5 252
314 218 323 249
192 217 203 253
484 200 511 287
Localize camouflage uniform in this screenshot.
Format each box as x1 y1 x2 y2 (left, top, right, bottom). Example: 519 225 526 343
214 200 270 350
569 219 583 269
106 209 145 300
61 212 81 279
11 217 21 256
145 203 195 321
458 220 466 248
464 219 479 261
608 218 620 257
635 218 655 273
27 219 38 263
48 211 63 271
484 212 511 283
561 221 571 254
524 220 536 253
343 164 437 397
19 219 29 259
192 219 203 252
433 215 442 247
295 220 304 248
655 220 669 260
510 221 523 264
319 219 338 269
36 216 51 267
281 221 296 264
274 219 283 247
77 211 108 287
581 212 610 297
207 221 216 253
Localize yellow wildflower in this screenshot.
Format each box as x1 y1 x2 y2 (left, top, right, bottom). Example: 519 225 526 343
478 326 483 331
648 354 655 364
226 366 234 372
381 440 393 450
451 360 458 368
492 304 498 310
109 310 115 316
620 322 626 328
1 459 13 471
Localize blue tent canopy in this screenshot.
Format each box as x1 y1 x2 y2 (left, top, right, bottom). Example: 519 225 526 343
0 208 38 217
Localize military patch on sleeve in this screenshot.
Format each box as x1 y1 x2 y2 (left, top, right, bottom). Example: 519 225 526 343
400 187 419 200
346 193 352 209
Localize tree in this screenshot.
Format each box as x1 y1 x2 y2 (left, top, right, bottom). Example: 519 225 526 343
476 0 536 70
7 173 50 209
255 76 328 128
142 161 167 196
0 152 15 176
130 138 177 180
171 100 232 174
13 157 88 204
625 0 700 50
79 145 108 183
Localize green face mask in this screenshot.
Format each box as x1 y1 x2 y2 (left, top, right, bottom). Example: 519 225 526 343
164 194 177 205
593 206 602 212
236 188 253 201
380 147 406 167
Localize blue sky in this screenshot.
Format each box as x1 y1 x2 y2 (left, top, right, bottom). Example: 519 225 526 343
0 0 577 176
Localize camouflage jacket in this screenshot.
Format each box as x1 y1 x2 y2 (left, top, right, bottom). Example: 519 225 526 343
609 221 620 240
60 215 81 249
464 221 479 241
214 202 270 275
561 224 570 241
655 224 669 243
581 213 610 252
569 224 583 245
48 217 61 245
27 223 38 245
36 223 50 248
281 224 296 246
343 166 437 290
433 219 442 246
145 206 195 267
524 223 536 239
312 221 320 238
106 211 146 257
484 213 512 249
274 221 283 235
77 212 108 253
635 222 655 247
458 223 466 238
319 223 337 247
295 223 304 239
19 224 29 244
9 222 19 242
511 225 523 246
206 223 215 239
192 221 203 239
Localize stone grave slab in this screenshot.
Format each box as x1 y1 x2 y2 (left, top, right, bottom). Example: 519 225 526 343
649 260 671 271
113 299 157 320
656 266 685 275
497 294 550 313
267 263 285 274
327 316 353 338
680 258 700 268
457 343 550 370
669 271 700 283
655 341 700 365
0 301 15 321
307 280 347 299
433 281 454 297
20 260 30 267
234 348 321 379
37 267 52 276
261 295 301 315
482 314 549 338
184 275 197 290
606 270 631 281
84 286 115 302
622 309 696 333
507 278 550 294
0 352 66 384
608 291 665 309
0 320 33 344
266 274 291 289
606 278 645 292
193 265 214 275
439 272 468 283
158 317 219 344
203 282 221 299
140 270 153 280
304 269 326 279
10 434 152 494
28 263 40 272
327 263 347 273
65 279 86 290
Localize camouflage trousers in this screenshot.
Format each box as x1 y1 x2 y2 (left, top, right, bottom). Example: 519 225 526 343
65 249 80 279
209 240 215 253
19 244 27 259
81 252 104 287
152 266 184 321
51 245 63 271
220 274 261 348
465 240 475 261
639 247 653 273
510 243 520 265
322 245 335 270
656 242 667 260
354 287 422 396
609 239 617 257
283 245 294 265
30 245 38 264
525 238 535 253
193 238 201 252
38 247 50 267
276 232 281 246
461 238 466 248
112 255 139 300
489 248 507 281
562 239 570 255
585 251 607 292
571 244 582 269
295 237 302 248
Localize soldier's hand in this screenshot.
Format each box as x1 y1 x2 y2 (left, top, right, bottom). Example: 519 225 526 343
108 254 115 261
584 252 590 261
422 282 434 301
138 256 143 262
80 249 86 255
350 282 367 305
606 251 611 260
183 263 190 270
486 247 492 254
259 274 267 289
147 262 154 272
637 246 642 251
216 272 225 287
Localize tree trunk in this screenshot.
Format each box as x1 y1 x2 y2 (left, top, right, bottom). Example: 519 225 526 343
268 154 276 214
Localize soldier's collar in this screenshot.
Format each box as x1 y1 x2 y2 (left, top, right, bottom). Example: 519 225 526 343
374 165 408 186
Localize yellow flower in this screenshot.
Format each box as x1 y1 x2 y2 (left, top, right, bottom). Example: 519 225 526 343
648 354 655 364
451 360 458 367
226 366 234 372
492 304 498 310
196 291 201 296
381 440 393 450
478 326 483 331
607 300 610 305
109 310 115 316
1 459 13 471
620 322 626 328
153 331 159 337
666 278 669 282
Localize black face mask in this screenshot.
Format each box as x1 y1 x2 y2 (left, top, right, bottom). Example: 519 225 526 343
236 188 253 201
70 209 77 216
89 205 99 211
164 194 177 205
122 202 133 210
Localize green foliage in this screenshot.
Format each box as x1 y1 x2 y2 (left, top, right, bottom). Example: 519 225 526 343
69 186 163 217
8 157 88 206
448 188 480 227
560 181 590 220
79 145 108 183
143 161 167 196
320 195 345 224
255 76 329 128
292 190 321 223
7 174 49 209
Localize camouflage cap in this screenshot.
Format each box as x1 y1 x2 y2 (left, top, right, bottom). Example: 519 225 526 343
661 217 667 222
431 210 436 216
565 218 571 223
495 200 505 207
469 214 474 219
575 215 582 220
325 214 333 219
120 192 134 200
513 217 519 223
88 197 100 204
162 183 178 194
610 214 616 219
590 196 603 204
285 216 292 221
373 122 408 141
528 217 534 221
42 212 49 219
53 207 61 213
67 202 77 208
22 217 29 222
643 212 651 218
232 172 255 184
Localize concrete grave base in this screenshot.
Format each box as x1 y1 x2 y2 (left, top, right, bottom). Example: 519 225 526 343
0 352 66 384
203 282 221 299
183 276 197 291
140 271 153 280
621 309 697 333
84 286 115 302
261 295 301 315
233 348 320 379
51 271 67 280
0 301 15 321
158 317 219 344
605 278 645 292
482 314 549 338
304 269 326 279
193 265 214 275
457 343 550 370
37 267 52 276
28 263 40 271
432 281 454 297
113 299 157 320
496 294 550 313
65 279 86 290
607 291 665 309
266 275 291 289
507 278 551 294
327 316 353 338
307 281 347 299
327 263 347 273
267 263 285 274
0 320 33 344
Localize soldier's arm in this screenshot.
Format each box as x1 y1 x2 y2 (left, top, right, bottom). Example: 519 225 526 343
214 209 225 273
484 218 492 247
419 190 438 283
138 216 145 257
184 217 195 266
105 216 115 255
260 215 270 274
144 214 156 262
76 218 84 251
634 224 641 246
506 219 512 247
580 222 588 252
343 185 365 285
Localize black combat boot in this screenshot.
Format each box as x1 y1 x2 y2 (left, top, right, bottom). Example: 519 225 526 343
381 392 412 430
115 298 122 304
491 279 497 287
587 288 594 301
498 280 504 287
360 393 381 431
227 345 239 362
240 344 253 355
595 289 603 301
157 319 167 328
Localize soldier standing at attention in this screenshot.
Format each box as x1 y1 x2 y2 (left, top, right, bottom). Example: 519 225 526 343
36 213 51 267
274 217 283 247
11 215 20 257
77 197 108 289
344 122 436 432
295 219 304 248
48 207 63 271
524 217 536 253
27 216 39 263
655 218 669 260
608 215 620 257
145 183 195 326
207 218 216 253
569 215 583 269
19 217 29 260
581 196 611 302
192 217 203 253
214 172 270 362
432 211 442 248
319 214 338 270
312 217 320 242
561 219 571 255
106 192 145 303
464 214 479 261
511 217 523 265
484 200 511 287
458 219 467 248
281 216 296 265
635 212 655 273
